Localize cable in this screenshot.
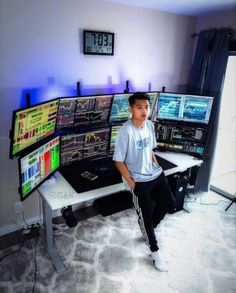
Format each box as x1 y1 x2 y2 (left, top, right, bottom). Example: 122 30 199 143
184 191 230 207
199 197 230 206
38 193 44 230
20 205 31 228
0 236 26 262
32 236 39 293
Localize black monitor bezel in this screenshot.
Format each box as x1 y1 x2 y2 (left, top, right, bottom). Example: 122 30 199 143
9 98 59 159
18 134 61 201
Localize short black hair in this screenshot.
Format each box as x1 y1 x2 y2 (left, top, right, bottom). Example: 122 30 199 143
128 92 150 106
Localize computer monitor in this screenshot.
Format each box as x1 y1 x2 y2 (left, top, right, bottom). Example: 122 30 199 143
146 91 158 120
18 136 60 201
9 99 59 159
156 93 213 124
57 95 113 129
182 95 213 124
61 128 110 165
92 95 113 124
156 93 182 121
109 92 158 123
109 93 131 123
109 125 122 155
60 133 85 165
83 128 110 159
56 97 77 129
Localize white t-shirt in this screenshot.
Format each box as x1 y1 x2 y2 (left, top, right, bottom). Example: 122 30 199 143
113 119 162 183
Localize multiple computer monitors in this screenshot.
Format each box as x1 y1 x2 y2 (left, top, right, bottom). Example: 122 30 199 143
9 99 59 159
18 136 60 200
10 90 214 200
156 93 213 124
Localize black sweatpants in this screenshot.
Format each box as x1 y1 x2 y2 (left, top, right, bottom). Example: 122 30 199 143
132 172 175 252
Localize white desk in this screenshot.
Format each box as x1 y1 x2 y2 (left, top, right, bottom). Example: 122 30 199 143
38 151 202 272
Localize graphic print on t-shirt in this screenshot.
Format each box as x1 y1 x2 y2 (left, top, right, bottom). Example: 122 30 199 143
137 137 150 150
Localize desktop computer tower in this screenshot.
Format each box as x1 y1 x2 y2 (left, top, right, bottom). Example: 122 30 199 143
168 171 189 213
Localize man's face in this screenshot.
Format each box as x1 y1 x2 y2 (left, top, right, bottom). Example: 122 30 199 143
129 99 150 122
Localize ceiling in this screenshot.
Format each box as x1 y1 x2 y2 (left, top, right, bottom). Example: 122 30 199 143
104 0 236 16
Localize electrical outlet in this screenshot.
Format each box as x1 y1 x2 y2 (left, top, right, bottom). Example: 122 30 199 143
14 202 22 213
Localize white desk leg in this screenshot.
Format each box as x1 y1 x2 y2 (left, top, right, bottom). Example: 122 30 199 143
42 198 65 272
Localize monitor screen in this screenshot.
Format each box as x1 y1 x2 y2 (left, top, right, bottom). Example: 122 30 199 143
10 99 59 159
56 97 77 129
60 128 110 165
183 95 213 124
92 95 113 123
146 91 158 119
57 95 112 129
156 93 213 124
18 136 60 200
109 125 122 155
156 93 182 121
83 128 110 159
74 96 95 126
109 93 131 123
60 133 85 165
109 92 157 123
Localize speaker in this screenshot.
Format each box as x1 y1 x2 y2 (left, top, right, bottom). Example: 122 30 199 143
61 205 78 228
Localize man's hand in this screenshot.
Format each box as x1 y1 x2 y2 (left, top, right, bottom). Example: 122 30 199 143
114 161 135 190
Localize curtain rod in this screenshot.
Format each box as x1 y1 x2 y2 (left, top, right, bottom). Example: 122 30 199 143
191 26 235 38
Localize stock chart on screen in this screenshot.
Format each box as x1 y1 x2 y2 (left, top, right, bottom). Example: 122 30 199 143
109 93 131 123
83 128 110 159
109 125 122 154
60 133 85 165
60 128 110 165
57 95 112 129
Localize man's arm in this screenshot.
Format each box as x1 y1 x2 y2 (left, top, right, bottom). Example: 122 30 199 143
152 151 158 165
114 161 135 190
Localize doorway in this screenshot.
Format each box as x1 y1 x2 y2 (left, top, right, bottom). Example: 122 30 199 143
210 55 236 199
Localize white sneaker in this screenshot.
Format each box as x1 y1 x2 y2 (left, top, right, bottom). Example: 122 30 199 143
151 250 168 272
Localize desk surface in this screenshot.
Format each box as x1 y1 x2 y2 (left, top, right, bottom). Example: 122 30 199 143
38 151 203 212
156 151 203 176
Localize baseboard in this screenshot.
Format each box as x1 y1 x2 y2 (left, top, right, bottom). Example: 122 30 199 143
0 198 95 238
0 216 41 237
210 184 235 200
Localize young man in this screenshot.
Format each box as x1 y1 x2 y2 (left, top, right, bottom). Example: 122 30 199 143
113 92 175 272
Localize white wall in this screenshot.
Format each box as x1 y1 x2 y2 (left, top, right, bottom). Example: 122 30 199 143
0 0 196 234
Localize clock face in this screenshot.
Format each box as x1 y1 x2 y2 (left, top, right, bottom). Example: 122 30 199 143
83 31 114 55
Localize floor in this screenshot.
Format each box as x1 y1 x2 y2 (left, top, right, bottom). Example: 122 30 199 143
0 190 236 293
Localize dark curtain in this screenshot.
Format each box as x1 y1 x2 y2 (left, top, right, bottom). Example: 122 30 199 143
187 28 232 192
